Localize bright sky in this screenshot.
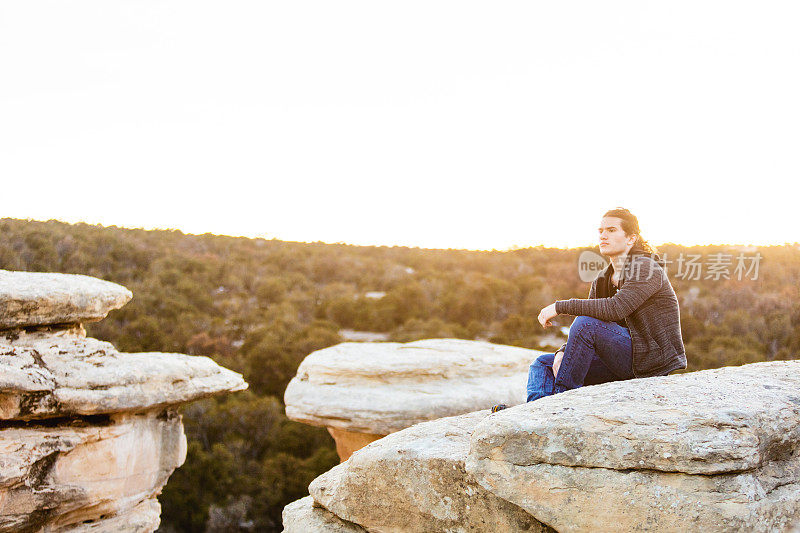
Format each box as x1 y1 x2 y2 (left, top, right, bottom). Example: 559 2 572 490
1 2 798 250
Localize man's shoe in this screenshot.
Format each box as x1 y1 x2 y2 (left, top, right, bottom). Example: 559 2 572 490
490 404 508 413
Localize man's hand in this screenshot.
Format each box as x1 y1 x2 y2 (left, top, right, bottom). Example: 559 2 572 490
538 303 558 328
553 349 564 379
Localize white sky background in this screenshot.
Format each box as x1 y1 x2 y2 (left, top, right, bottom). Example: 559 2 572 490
1 1 798 250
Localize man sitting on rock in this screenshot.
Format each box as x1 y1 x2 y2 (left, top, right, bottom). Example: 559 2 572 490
492 207 686 411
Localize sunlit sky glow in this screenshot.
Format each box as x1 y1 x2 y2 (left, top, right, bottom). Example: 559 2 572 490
2 1 798 250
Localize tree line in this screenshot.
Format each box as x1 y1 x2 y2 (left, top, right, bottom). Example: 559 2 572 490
1 218 798 531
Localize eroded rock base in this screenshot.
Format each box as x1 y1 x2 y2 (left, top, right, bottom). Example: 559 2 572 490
0 410 186 532
326 427 384 462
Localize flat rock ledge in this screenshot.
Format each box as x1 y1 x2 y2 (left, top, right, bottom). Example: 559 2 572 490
285 339 542 459
0 326 246 420
0 271 247 532
465 360 800 532
0 270 132 329
285 360 800 532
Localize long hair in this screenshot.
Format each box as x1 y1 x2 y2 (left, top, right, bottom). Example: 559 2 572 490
603 207 658 255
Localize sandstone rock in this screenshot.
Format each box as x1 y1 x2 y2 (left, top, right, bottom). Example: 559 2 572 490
466 361 800 532
325 428 384 462
0 411 184 532
60 498 161 532
468 460 799 533
0 270 132 329
0 326 247 420
285 339 540 458
282 496 365 533
308 411 552 533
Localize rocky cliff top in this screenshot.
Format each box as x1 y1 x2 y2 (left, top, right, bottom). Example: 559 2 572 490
285 358 800 533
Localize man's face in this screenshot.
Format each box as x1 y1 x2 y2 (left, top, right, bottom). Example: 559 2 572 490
598 216 635 257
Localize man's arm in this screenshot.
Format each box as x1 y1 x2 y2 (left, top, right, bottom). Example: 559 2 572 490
555 257 663 322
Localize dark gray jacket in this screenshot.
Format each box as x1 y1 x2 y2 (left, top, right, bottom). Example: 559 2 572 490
555 251 687 378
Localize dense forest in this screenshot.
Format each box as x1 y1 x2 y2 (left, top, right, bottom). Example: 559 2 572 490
1 218 798 531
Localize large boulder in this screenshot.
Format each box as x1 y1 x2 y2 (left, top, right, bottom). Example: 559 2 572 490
0 270 132 329
285 338 542 459
466 361 800 532
282 496 365 533
0 271 246 532
308 411 552 533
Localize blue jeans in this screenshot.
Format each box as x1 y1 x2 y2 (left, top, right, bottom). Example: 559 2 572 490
527 316 634 402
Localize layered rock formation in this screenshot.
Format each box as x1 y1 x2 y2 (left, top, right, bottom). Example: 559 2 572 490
285 359 800 532
284 339 543 460
0 270 247 532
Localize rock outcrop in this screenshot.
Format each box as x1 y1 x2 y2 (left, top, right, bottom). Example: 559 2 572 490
285 359 800 532
0 271 246 532
284 339 541 460
467 361 800 532
309 411 552 533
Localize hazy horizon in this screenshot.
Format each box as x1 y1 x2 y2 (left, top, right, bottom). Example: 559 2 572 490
8 216 797 252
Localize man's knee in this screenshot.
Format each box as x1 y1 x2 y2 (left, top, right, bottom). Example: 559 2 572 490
569 315 602 338
531 352 555 370
570 315 602 329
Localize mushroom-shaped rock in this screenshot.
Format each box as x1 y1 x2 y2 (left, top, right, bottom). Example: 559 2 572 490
0 271 247 532
306 411 552 533
465 360 800 532
0 270 132 329
284 338 542 460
